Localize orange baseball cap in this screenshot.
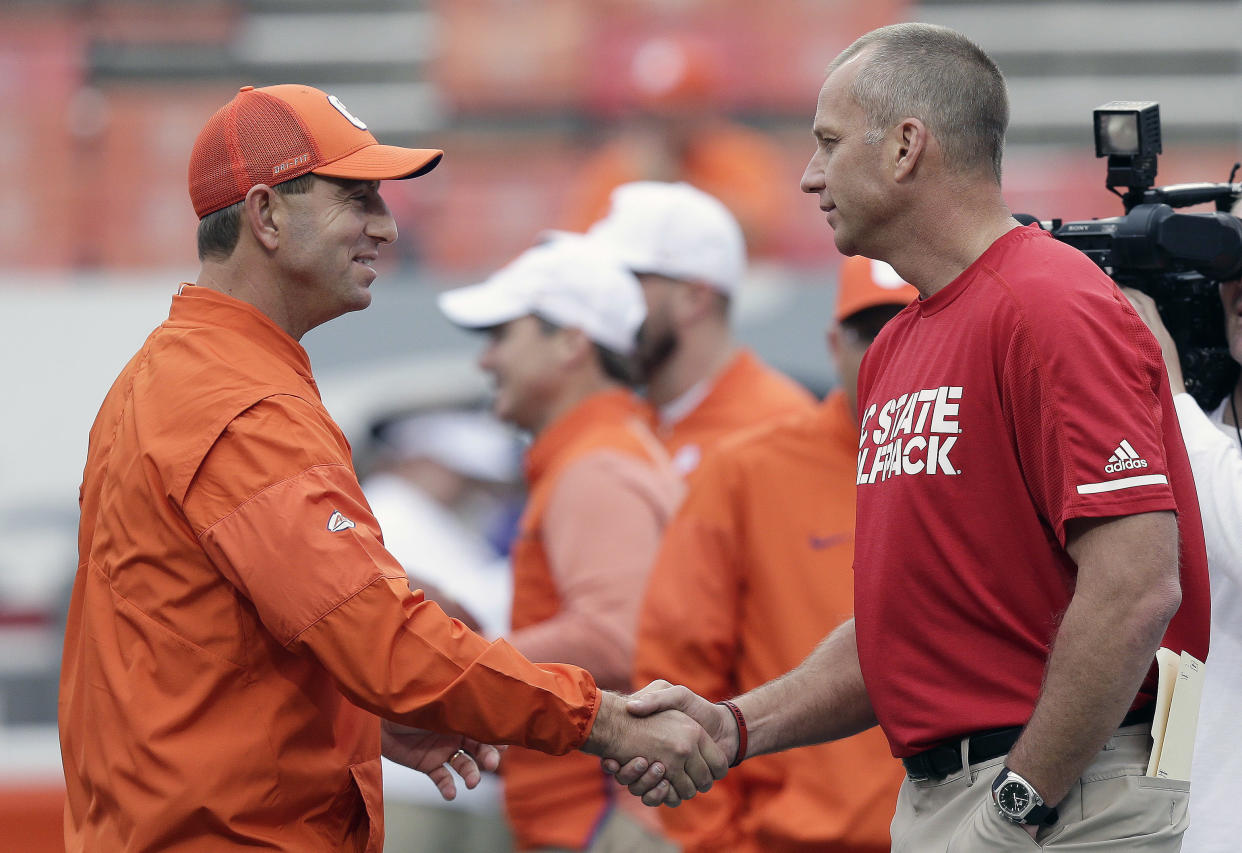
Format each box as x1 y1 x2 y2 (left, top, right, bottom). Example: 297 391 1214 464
188 84 443 219
834 255 918 322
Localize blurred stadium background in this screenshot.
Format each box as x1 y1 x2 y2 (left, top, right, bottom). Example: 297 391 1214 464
2 1 1240 848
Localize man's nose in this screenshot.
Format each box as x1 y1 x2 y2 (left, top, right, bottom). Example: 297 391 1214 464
800 154 824 195
368 193 398 244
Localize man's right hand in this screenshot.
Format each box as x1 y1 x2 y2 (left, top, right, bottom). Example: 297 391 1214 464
580 690 728 806
598 681 739 806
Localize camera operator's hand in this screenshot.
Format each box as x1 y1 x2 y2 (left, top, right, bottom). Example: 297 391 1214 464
1122 288 1187 394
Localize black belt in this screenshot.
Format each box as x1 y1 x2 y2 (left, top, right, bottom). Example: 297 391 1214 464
901 703 1156 782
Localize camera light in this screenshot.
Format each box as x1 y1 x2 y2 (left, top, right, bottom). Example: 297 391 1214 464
1099 114 1139 155
1094 101 1161 158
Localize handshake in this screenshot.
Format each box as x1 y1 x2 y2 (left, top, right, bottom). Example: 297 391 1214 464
381 681 741 807
582 680 743 807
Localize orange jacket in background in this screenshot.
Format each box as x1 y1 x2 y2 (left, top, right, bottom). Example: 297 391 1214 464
502 389 682 851
650 348 814 476
634 392 902 853
60 286 600 853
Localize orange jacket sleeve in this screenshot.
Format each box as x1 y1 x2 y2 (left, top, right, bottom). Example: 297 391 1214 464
187 396 599 754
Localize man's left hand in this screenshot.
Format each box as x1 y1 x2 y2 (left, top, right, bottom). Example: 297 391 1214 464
381 720 505 801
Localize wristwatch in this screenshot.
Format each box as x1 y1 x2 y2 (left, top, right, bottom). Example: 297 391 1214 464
990 767 1059 827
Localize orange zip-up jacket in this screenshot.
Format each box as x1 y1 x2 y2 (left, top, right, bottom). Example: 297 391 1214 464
502 390 682 851
634 392 902 853
60 286 600 853
650 349 814 476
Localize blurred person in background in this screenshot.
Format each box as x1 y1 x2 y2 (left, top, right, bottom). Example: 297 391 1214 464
59 83 725 853
611 23 1210 851
439 234 685 853
582 181 814 477
561 35 786 257
362 408 520 639
632 255 915 853
1123 284 1242 853
360 409 522 853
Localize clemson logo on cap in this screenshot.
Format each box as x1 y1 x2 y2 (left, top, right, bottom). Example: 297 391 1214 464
327 94 368 130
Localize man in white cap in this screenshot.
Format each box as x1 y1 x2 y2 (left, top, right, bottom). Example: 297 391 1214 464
439 235 684 853
584 181 813 476
61 84 724 852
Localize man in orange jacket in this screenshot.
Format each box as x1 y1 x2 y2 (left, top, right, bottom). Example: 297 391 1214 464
58 84 724 853
582 181 814 476
439 234 682 852
633 255 916 852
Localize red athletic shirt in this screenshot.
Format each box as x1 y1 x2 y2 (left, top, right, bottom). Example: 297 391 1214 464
853 225 1210 758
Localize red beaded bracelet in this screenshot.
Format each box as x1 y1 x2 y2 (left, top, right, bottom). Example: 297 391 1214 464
719 700 748 767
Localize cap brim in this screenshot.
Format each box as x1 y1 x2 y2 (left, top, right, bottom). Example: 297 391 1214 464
314 144 443 181
438 281 531 330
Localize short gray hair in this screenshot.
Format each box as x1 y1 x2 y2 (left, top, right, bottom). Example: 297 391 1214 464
831 23 1008 183
196 172 317 261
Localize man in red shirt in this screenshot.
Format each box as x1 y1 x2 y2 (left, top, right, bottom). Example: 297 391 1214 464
59 84 724 853
613 24 1208 853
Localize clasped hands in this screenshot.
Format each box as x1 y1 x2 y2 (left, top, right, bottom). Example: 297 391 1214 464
381 680 736 807
585 680 739 807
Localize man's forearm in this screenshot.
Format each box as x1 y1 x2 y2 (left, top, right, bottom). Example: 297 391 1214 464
735 618 877 757
1006 511 1181 806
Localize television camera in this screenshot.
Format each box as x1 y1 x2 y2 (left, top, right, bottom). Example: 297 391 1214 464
1022 101 1242 409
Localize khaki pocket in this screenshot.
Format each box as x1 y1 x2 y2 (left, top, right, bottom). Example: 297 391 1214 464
946 796 1041 852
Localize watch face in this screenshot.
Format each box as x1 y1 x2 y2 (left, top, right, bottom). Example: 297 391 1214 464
996 780 1032 817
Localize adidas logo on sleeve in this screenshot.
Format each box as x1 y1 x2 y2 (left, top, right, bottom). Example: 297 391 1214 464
1076 439 1168 495
1104 439 1148 473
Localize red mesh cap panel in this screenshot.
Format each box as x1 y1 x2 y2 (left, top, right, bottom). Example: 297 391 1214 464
188 90 324 218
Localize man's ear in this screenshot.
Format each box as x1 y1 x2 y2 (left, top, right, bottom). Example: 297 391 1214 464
243 184 280 251
675 280 719 323
827 322 842 363
558 326 594 367
892 117 928 182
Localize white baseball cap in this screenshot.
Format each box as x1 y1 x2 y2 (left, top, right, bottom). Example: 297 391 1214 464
437 234 646 356
584 181 746 294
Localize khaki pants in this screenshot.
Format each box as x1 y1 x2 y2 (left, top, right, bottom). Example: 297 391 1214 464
890 723 1189 852
531 807 679 853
